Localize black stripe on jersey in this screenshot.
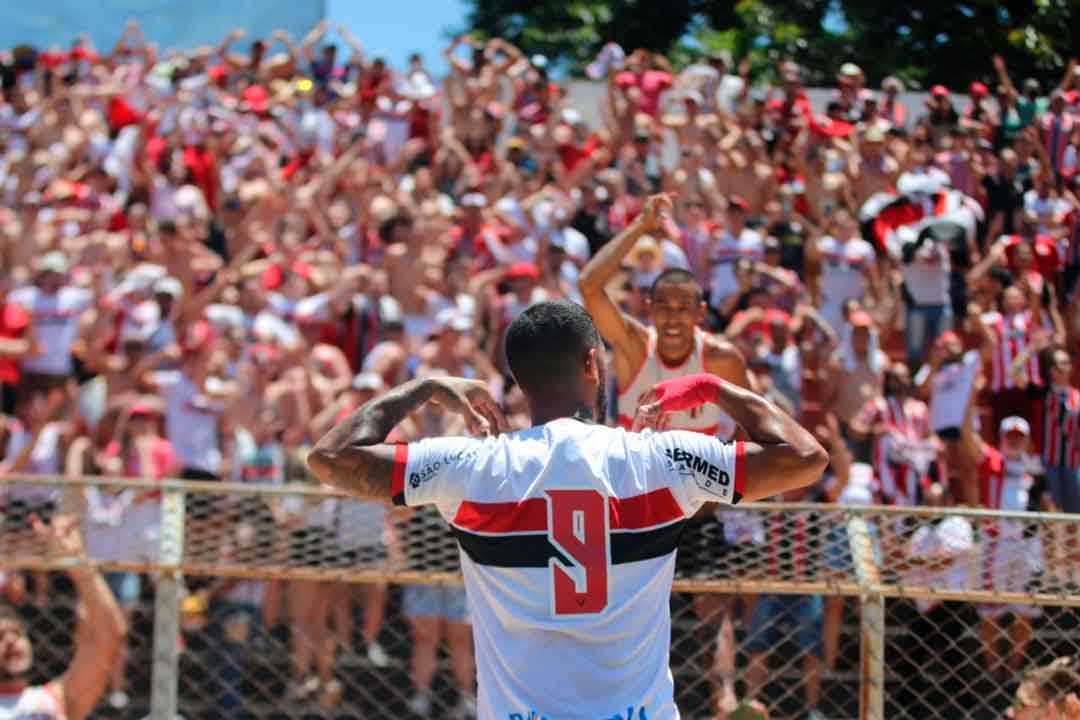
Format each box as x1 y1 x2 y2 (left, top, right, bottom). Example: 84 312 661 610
451 521 686 568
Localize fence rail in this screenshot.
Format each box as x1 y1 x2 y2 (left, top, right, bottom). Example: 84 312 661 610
2 474 1078 719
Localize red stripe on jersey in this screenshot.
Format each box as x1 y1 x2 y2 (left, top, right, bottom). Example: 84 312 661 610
391 443 408 498
452 498 548 534
608 488 684 530
453 488 688 535
734 441 746 499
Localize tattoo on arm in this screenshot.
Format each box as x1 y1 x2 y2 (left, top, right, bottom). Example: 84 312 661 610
307 379 435 498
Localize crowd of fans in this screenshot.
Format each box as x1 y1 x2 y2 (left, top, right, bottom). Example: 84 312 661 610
1 18 1080 719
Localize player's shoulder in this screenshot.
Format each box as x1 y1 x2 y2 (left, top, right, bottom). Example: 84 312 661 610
702 331 747 366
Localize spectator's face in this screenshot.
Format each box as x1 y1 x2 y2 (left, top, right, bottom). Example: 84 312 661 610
647 282 704 362
885 365 911 396
1000 430 1029 460
1003 286 1025 314
37 270 63 294
942 336 963 362
0 615 31 681
129 414 157 437
1050 350 1072 386
1016 245 1040 275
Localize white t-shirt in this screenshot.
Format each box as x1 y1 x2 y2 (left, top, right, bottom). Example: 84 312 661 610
10 285 94 375
155 371 224 474
708 227 763 306
394 419 745 719
1 421 62 503
816 235 877 331
925 351 981 432
901 232 951 306
0 684 66 720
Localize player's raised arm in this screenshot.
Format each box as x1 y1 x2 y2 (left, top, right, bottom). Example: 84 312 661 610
637 374 828 501
578 195 670 383
307 377 506 500
40 515 128 720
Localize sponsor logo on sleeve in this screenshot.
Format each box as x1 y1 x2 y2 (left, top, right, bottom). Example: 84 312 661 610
664 447 731 498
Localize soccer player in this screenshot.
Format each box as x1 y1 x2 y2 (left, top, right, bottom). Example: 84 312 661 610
578 192 754 433
308 300 828 718
579 191 755 712
0 514 127 720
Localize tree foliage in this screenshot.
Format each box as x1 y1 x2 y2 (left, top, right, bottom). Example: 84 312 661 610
460 0 1077 88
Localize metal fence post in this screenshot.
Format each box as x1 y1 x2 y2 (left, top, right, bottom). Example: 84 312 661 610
150 486 185 720
847 512 884 720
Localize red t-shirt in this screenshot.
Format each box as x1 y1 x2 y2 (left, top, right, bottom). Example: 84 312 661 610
1005 235 1061 284
614 70 673 117
103 437 177 501
0 303 30 385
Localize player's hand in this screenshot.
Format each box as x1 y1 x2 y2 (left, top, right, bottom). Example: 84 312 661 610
637 192 675 235
428 377 509 437
631 392 672 433
31 513 86 562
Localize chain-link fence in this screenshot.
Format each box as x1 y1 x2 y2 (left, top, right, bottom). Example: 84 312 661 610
3 474 1079 720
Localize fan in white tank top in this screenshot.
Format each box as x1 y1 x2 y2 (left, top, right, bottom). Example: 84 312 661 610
0 684 66 719
617 327 737 438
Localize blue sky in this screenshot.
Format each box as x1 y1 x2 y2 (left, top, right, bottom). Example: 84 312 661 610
326 0 468 75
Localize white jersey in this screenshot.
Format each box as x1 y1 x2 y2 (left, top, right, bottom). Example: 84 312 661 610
0 684 66 720
816 235 876 331
154 371 224 474
9 286 93 375
708 228 763 306
926 351 981 432
616 328 737 439
394 420 745 720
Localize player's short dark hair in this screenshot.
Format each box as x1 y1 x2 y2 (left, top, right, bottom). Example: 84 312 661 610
649 268 702 302
504 300 602 395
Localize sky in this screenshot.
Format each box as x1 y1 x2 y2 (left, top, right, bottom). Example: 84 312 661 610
326 0 468 76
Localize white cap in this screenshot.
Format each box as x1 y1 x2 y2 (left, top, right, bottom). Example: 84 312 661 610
37 251 69 274
352 372 386 392
154 276 184 298
1000 416 1031 436
434 308 472 333
461 192 486 208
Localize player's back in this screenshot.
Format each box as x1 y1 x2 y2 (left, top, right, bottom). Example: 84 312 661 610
393 417 744 719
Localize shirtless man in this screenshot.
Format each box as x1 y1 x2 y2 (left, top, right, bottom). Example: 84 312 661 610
719 129 777 216
850 126 900 206
0 515 126 720
579 192 755 713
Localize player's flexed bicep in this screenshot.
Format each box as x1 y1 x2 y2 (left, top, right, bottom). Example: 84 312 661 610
647 430 746 513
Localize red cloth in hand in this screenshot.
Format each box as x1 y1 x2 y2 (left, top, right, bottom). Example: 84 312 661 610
652 373 722 413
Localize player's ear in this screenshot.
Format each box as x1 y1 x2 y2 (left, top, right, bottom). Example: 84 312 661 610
584 347 601 383
696 300 707 323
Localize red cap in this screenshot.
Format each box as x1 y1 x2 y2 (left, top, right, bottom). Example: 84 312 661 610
261 264 284 290
935 330 960 349
181 320 215 355
208 63 229 85
242 85 270 113
129 402 160 419
930 85 949 98
849 310 874 328
505 262 540 282
728 195 748 211
107 96 143 132
969 81 989 98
